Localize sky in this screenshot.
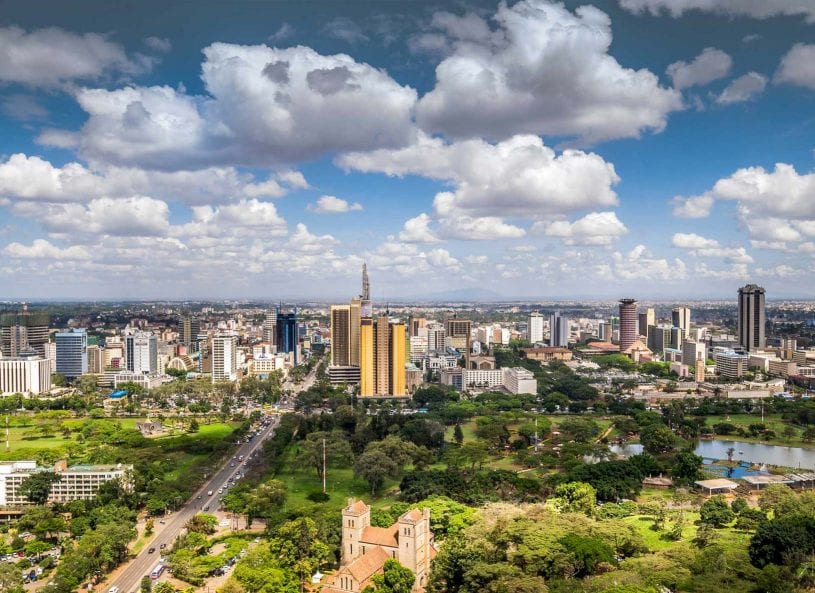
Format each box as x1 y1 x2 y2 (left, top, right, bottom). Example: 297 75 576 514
1 0 815 301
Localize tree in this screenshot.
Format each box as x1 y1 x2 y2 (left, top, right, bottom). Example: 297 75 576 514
247 479 287 519
749 514 815 568
453 423 464 445
700 496 735 527
140 576 152 593
549 481 596 515
188 418 199 433
639 424 676 456
355 450 398 495
153 582 175 593
558 533 615 577
269 517 330 592
671 451 703 484
18 470 61 505
0 562 24 593
186 513 218 534
362 558 415 593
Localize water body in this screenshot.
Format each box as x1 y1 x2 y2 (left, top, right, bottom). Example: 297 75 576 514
610 440 815 470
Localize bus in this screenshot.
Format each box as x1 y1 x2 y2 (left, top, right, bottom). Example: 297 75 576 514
149 564 165 580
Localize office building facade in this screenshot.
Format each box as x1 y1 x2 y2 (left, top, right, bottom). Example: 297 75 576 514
0 354 51 395
738 284 766 352
0 308 50 358
638 308 655 338
55 329 88 379
212 333 238 383
125 331 158 374
0 461 131 507
276 308 298 364
528 313 544 344
548 312 569 347
672 307 691 341
359 316 406 397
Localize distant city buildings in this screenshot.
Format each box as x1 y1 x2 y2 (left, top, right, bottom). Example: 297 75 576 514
0 306 49 358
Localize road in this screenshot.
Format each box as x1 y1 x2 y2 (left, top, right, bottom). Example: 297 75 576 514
108 417 280 593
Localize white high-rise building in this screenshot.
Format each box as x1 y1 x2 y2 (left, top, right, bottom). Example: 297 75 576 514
427 323 446 352
125 331 157 374
549 312 569 347
672 307 691 341
0 354 51 395
528 313 544 344
212 334 238 383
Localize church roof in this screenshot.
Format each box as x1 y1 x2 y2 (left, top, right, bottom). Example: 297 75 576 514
346 546 391 584
346 499 368 514
360 526 398 547
400 509 423 522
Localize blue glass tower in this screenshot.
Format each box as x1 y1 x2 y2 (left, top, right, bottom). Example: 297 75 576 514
276 306 298 364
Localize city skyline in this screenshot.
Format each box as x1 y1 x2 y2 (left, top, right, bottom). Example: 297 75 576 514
2 1 815 299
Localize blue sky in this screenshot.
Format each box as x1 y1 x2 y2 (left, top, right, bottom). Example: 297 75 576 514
1 0 815 300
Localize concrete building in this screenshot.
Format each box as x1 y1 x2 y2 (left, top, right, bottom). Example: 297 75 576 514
681 340 706 366
502 367 537 394
523 347 572 362
0 307 49 358
445 318 472 363
276 307 298 364
0 460 132 507
180 316 201 349
87 344 103 374
647 324 676 355
426 323 446 352
125 331 158 375
618 299 638 351
440 367 463 390
113 372 167 390
461 368 504 390
328 366 362 386
409 334 428 363
638 308 655 338
0 353 51 395
672 307 691 341
528 312 544 344
43 342 56 373
715 350 749 379
549 312 569 347
322 499 434 593
331 305 353 367
55 329 88 379
738 284 766 352
212 333 238 383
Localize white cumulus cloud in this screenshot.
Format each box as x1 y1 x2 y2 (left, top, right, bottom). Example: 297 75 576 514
775 44 815 89
667 47 732 90
619 0 815 23
414 0 682 144
307 195 363 214
715 72 768 104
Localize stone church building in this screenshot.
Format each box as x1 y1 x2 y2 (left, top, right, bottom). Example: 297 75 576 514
321 498 436 593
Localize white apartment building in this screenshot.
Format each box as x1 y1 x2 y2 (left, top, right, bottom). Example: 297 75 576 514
461 368 504 390
528 313 544 344
714 350 749 379
0 356 51 396
43 342 56 373
0 461 132 507
125 331 158 374
212 334 238 382
426 324 446 352
502 367 537 394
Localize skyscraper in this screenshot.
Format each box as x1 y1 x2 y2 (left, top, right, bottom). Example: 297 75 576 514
125 331 158 374
262 311 276 345
738 284 766 352
528 313 544 344
549 312 569 347
638 308 655 338
445 318 472 357
618 299 638 351
330 305 352 367
349 298 361 367
672 307 691 341
180 316 200 348
359 316 406 397
1 306 50 358
276 307 298 363
212 333 238 382
55 329 88 379
360 263 372 318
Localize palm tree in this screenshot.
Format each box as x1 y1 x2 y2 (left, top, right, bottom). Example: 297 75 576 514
726 447 736 463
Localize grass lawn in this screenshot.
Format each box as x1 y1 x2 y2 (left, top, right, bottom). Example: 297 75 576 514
273 445 401 514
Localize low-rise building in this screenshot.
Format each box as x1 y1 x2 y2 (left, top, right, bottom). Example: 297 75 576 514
502 367 537 394
523 347 572 362
0 354 51 396
0 460 132 507
715 350 749 379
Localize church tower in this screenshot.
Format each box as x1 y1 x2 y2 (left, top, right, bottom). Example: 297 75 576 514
397 508 431 590
341 498 370 564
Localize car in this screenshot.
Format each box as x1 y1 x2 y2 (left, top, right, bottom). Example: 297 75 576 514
148 548 156 554
108 586 120 593
196 495 202 499
204 505 210 511
160 544 167 550
159 519 166 524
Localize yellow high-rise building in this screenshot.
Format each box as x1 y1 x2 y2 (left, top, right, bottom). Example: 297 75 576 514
330 305 351 367
360 318 374 396
390 323 406 396
359 316 406 397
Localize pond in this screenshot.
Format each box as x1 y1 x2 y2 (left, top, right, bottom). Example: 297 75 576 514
610 439 815 470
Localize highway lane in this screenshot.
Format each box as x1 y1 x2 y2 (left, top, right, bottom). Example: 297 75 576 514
108 416 280 593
